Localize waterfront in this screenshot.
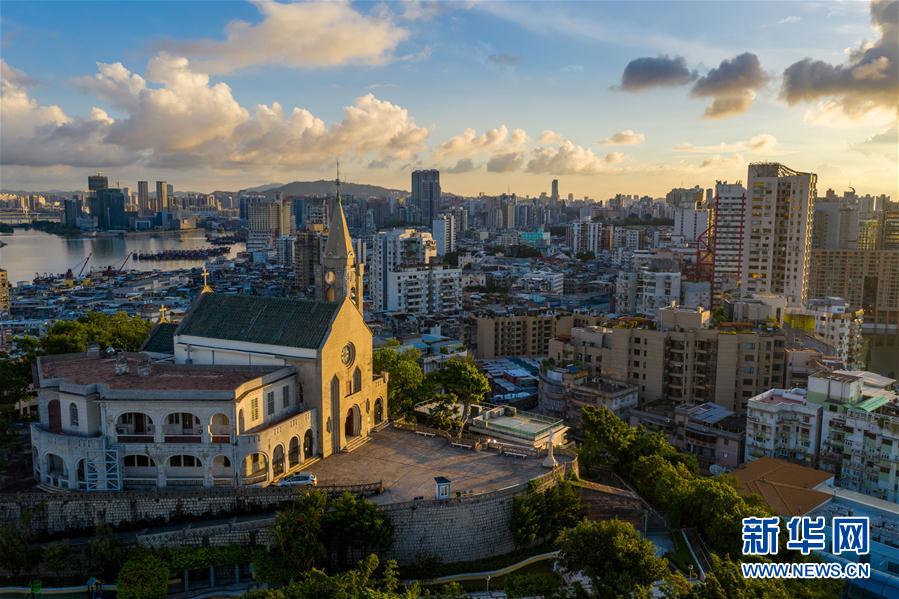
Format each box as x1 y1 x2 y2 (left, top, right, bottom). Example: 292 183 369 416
0 229 244 283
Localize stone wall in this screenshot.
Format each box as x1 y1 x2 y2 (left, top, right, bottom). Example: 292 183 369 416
0 483 380 537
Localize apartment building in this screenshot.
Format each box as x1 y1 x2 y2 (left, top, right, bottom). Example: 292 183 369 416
741 163 816 307
785 297 865 369
746 370 899 502
615 270 682 317
567 220 613 255
474 310 603 359
538 366 638 438
547 306 786 412
711 181 747 300
808 249 899 328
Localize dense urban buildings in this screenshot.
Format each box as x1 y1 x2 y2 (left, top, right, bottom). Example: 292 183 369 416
411 169 440 225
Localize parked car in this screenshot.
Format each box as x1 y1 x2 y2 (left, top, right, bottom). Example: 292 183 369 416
278 471 318 487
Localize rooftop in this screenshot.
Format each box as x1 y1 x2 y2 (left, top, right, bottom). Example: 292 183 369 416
307 427 570 504
176 293 340 349
40 353 282 391
731 457 834 517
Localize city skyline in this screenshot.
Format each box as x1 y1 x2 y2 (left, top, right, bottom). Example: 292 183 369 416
1 0 896 198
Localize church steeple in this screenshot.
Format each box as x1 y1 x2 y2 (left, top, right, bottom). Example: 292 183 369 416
323 162 354 262
318 161 364 313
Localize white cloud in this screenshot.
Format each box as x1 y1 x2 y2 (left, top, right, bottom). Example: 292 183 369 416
436 125 528 159
802 99 896 128
673 133 778 154
776 16 801 25
538 130 562 144
599 129 645 146
526 140 614 175
3 57 429 171
160 0 410 74
486 151 525 173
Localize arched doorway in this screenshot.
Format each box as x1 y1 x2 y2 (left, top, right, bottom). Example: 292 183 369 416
44 453 67 488
288 436 300 468
344 405 361 440
240 453 269 486
303 429 314 460
47 400 61 433
272 444 285 477
76 459 86 490
209 413 231 443
374 398 384 425
211 455 233 487
116 412 154 442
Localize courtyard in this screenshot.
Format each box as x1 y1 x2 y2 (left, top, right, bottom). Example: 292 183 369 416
306 426 571 504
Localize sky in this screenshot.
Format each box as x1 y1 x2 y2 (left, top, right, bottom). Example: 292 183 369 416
0 0 896 198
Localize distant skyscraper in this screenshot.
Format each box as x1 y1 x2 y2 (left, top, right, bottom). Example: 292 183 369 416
88 173 108 195
91 188 127 231
412 169 440 224
0 268 9 315
155 181 169 212
551 179 559 202
64 196 82 228
741 163 816 307
432 213 456 256
137 181 150 214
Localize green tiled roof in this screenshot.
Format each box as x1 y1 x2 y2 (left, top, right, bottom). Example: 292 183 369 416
176 294 339 350
140 322 177 354
856 395 891 412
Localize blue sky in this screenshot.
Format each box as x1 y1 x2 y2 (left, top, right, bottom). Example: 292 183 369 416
1 1 895 197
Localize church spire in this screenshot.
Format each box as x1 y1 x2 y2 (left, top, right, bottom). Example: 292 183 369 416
323 160 353 261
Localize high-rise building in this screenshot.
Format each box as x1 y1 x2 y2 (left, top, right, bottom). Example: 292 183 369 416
412 169 440 224
567 220 613 255
294 227 326 293
0 268 9 315
711 181 747 300
91 188 127 231
88 173 108 195
63 196 82 228
741 163 816 307
137 181 150 214
432 213 456 256
155 181 169 212
673 205 709 243
808 249 899 327
880 205 899 250
551 179 559 202
246 195 290 255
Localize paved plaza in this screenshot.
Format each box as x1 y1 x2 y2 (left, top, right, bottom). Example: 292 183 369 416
307 427 570 504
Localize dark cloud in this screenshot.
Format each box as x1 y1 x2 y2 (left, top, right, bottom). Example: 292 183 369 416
487 53 521 66
781 0 897 117
486 151 524 173
617 55 696 91
690 52 769 118
445 158 477 174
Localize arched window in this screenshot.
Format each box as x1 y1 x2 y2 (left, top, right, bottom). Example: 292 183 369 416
330 376 340 406
353 367 362 394
69 403 79 428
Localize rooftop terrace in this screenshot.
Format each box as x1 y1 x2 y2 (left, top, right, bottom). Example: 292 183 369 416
307 427 571 504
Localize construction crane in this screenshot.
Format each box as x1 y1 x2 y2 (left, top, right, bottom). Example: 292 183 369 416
77 253 92 278
118 251 133 272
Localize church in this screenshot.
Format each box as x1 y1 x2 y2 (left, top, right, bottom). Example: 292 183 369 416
30 192 388 491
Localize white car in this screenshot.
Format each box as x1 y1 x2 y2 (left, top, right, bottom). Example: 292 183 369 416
278 471 318 487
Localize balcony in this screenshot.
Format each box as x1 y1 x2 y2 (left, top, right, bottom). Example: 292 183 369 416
116 424 155 444
163 424 202 443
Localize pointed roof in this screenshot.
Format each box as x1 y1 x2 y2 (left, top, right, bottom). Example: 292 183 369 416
323 165 354 260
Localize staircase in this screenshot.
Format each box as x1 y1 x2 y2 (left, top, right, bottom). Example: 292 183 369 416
342 435 371 453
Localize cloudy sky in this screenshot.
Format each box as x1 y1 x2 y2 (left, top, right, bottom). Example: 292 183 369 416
1 0 896 198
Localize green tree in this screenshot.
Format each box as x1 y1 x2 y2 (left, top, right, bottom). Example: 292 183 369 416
323 492 394 570
39 312 152 356
0 511 41 579
504 572 561 598
0 357 31 406
42 540 73 578
259 490 328 584
116 552 169 599
558 519 668 598
373 347 425 420
579 406 636 469
433 358 490 439
87 522 122 580
247 554 419 599
424 393 463 431
510 480 585 548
